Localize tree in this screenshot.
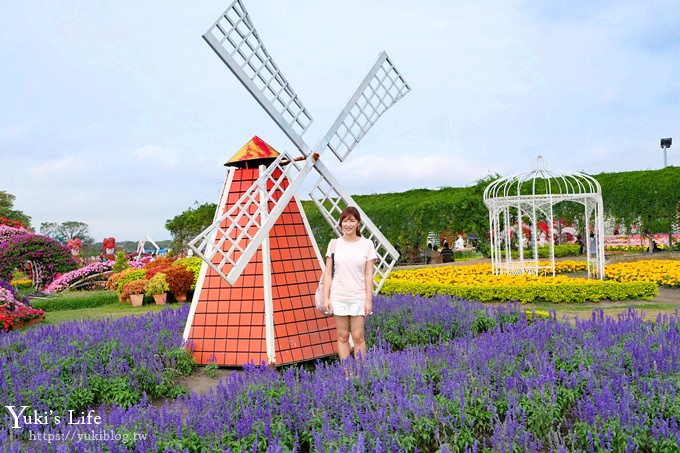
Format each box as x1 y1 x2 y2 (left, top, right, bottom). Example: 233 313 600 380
0 190 32 229
40 221 94 246
165 202 217 253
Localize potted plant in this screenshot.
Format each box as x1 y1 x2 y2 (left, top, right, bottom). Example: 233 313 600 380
120 279 148 307
112 269 147 302
164 266 194 302
145 272 169 305
143 257 175 279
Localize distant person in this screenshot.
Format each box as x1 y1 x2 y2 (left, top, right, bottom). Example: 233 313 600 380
425 242 433 264
454 235 464 250
441 241 454 263
648 240 660 253
588 233 597 257
430 245 442 264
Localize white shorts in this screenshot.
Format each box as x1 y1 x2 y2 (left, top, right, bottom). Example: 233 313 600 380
331 300 365 317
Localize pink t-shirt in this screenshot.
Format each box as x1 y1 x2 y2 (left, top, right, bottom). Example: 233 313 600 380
326 237 378 303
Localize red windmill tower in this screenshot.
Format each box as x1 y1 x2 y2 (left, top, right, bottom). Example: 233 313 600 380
184 136 336 366
184 0 410 366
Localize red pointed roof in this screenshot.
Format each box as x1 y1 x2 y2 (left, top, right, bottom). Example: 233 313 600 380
225 136 280 166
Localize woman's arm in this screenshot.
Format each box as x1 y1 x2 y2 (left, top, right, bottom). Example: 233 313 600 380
364 258 376 316
323 254 333 313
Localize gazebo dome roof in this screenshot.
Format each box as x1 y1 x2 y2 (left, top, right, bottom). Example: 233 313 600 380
483 156 601 204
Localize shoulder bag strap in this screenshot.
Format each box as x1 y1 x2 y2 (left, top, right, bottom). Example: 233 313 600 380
329 239 337 278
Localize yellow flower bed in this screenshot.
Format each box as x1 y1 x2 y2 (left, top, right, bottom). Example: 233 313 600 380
383 261 658 303
10 279 32 289
605 260 680 288
388 262 587 287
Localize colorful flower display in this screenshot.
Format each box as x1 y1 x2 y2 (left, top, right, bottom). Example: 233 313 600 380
8 278 31 289
0 216 27 229
605 259 680 288
0 225 28 242
605 233 680 252
0 233 77 288
383 261 659 303
174 256 203 289
44 261 115 294
0 280 43 331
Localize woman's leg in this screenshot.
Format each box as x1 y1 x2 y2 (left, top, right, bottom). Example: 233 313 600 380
335 315 351 360
349 315 366 359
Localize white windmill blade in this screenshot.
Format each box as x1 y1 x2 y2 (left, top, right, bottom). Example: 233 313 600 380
316 52 411 162
203 0 313 155
188 153 315 285
308 159 399 294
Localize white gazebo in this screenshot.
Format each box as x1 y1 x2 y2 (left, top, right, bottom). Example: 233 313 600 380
483 156 605 279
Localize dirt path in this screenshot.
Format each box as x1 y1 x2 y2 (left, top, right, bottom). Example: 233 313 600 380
651 286 680 304
177 368 235 396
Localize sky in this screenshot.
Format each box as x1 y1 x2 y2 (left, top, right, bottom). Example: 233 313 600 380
1 0 679 242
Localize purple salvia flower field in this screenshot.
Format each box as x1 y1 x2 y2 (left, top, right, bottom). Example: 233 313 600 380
2 295 680 452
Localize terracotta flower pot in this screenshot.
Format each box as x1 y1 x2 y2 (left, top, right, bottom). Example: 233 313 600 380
173 292 187 303
153 293 167 305
12 315 45 330
130 294 144 307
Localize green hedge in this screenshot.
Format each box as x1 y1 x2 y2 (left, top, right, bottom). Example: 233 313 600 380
491 244 581 259
380 280 658 304
31 290 119 311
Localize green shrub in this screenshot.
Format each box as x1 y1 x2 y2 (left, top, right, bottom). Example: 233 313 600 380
31 290 118 311
120 279 148 299
145 273 170 296
380 280 658 304
174 257 202 289
471 311 498 333
112 251 130 274
115 269 147 295
164 266 195 294
452 250 484 261
487 244 581 259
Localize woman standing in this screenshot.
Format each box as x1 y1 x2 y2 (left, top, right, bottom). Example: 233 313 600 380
322 206 377 360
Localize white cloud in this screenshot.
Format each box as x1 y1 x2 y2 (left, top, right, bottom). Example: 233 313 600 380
131 145 180 166
333 153 489 194
28 156 85 179
0 123 31 143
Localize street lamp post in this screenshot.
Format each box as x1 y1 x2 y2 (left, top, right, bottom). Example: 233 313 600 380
661 137 672 167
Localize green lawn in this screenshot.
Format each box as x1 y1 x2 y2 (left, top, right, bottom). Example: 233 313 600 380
41 301 185 325
25 290 187 326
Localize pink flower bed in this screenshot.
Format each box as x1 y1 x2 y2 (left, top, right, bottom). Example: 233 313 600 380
44 261 114 294
605 233 680 248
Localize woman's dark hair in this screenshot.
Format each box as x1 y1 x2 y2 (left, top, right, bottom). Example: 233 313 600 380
338 206 362 237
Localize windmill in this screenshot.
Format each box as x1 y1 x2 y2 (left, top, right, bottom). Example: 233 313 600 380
136 234 160 260
183 0 410 367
